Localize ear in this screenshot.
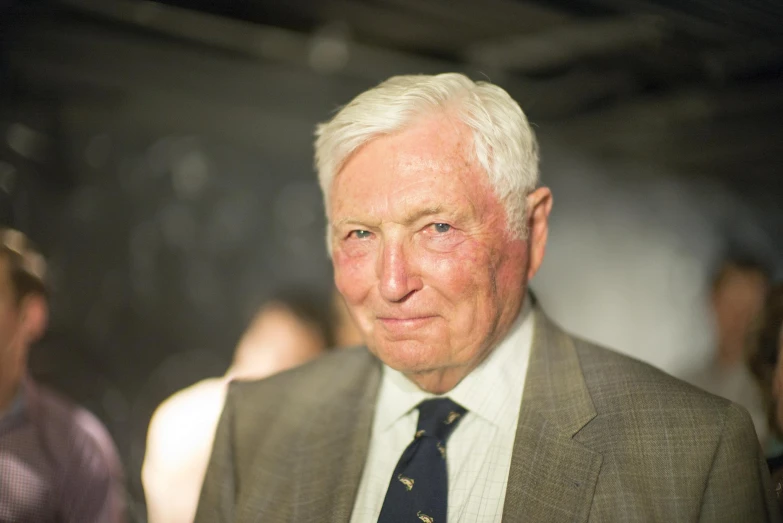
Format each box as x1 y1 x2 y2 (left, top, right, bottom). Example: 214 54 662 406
19 294 48 344
525 186 553 281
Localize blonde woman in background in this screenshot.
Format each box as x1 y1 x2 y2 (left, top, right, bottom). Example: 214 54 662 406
142 288 360 523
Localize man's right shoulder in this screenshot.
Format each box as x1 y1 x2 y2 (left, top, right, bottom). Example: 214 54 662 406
226 346 379 418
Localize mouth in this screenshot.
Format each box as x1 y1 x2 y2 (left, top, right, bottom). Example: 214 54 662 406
377 316 437 329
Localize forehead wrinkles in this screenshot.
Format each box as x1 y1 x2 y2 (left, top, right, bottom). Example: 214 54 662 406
385 124 480 195
370 162 485 227
330 114 486 221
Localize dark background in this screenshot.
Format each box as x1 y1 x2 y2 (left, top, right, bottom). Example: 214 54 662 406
1 0 782 519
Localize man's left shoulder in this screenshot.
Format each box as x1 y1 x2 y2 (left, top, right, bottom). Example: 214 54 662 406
573 339 749 429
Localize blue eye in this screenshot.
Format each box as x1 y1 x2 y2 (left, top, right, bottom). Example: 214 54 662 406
433 223 451 233
351 230 372 239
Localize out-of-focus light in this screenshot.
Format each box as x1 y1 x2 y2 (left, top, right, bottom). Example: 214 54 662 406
6 123 47 162
308 23 350 74
0 161 16 194
171 150 209 199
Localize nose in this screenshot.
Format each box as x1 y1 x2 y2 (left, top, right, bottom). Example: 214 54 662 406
377 239 422 302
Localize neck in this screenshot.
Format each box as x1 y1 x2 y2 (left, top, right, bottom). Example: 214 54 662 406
225 362 276 382
405 340 501 394
405 368 465 395
716 340 744 369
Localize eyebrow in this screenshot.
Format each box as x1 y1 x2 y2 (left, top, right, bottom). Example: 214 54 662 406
401 205 446 225
334 205 447 228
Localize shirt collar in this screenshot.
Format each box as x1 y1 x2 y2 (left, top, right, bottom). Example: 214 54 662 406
375 294 534 432
0 379 28 433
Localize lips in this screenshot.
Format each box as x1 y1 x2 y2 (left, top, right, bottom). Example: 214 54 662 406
377 316 436 329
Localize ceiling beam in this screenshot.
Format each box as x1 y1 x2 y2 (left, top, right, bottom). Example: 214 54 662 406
467 15 666 72
42 0 637 120
378 0 570 34
571 0 781 40
56 0 449 78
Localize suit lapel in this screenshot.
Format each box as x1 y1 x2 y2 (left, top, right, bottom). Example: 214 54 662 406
502 308 602 523
292 349 382 521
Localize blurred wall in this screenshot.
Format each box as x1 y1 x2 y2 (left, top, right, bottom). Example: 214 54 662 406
534 144 778 378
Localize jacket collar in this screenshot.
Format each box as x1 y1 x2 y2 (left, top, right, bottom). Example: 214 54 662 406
501 307 602 522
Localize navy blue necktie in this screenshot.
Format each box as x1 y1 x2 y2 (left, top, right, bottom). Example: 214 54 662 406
377 398 467 523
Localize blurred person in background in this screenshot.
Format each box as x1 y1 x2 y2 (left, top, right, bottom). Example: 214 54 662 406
0 228 126 523
748 284 783 489
196 73 777 523
688 254 773 443
142 289 339 523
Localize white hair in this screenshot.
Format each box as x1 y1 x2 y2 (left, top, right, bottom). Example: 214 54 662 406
314 72 539 239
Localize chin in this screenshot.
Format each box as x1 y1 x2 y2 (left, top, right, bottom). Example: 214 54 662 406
369 338 445 373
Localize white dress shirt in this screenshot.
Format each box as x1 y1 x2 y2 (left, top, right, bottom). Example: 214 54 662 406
350 296 533 523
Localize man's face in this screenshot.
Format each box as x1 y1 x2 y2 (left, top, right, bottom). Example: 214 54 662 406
329 113 535 392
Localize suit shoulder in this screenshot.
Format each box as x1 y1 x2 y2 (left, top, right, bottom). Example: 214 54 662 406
228 347 378 410
570 337 767 515
573 338 732 416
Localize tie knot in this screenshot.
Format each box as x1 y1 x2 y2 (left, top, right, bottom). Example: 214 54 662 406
415 398 467 442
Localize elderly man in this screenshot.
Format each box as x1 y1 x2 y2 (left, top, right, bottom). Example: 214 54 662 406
195 74 777 522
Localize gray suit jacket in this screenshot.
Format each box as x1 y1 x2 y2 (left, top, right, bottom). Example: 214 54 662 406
195 307 779 522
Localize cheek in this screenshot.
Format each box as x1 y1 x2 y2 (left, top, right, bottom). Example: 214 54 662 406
439 259 480 294
439 237 520 291
333 250 375 303
494 238 528 288
423 248 491 303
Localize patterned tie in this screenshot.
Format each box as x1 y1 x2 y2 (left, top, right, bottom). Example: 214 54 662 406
377 398 467 523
